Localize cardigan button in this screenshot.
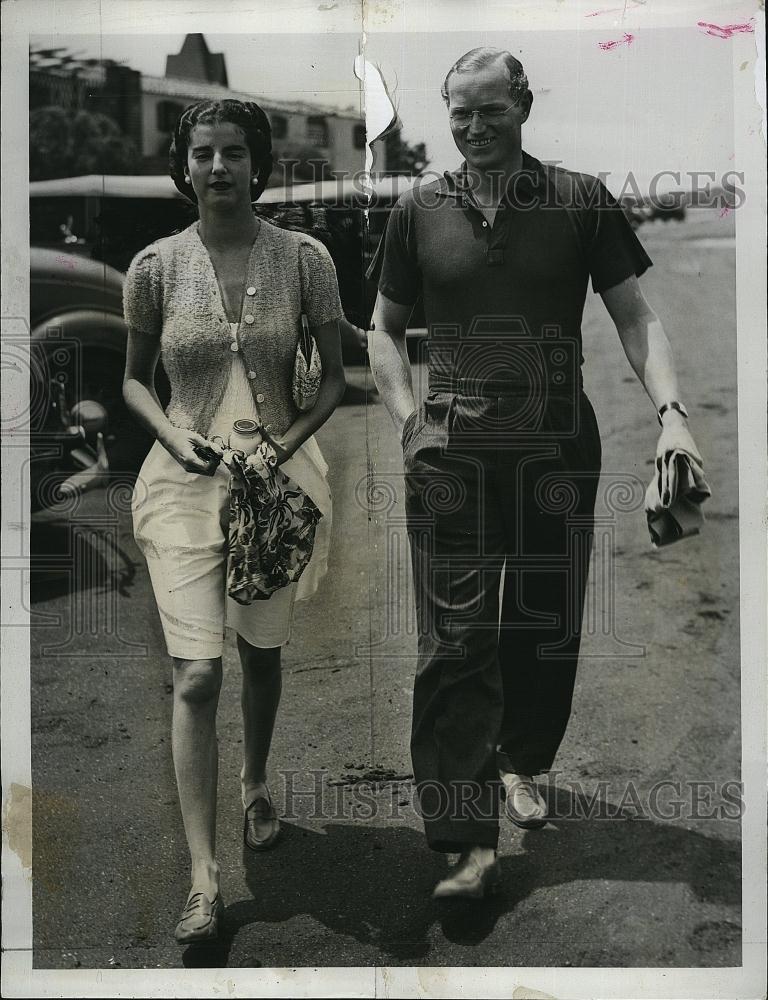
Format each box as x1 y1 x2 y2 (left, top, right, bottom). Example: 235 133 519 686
246 286 256 296
244 314 255 324
230 342 239 352
247 370 257 379
256 393 265 403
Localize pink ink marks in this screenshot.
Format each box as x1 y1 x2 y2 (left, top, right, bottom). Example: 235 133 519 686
598 33 635 50
719 205 732 218
697 20 754 39
55 256 77 270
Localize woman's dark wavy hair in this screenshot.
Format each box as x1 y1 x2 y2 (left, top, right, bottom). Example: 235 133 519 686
169 99 274 203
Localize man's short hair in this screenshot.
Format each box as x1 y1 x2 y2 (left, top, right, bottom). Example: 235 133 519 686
441 47 529 105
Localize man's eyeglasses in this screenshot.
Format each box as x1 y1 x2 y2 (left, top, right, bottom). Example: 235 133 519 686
448 101 521 128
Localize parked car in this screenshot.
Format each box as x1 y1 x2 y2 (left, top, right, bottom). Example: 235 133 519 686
618 191 686 227
28 173 425 508
647 191 687 222
620 197 651 229
28 245 165 511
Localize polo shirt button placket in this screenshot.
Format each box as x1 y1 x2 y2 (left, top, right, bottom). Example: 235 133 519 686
486 207 507 267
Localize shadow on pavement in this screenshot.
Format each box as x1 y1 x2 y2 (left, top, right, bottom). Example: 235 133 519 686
340 381 378 406
184 822 449 966
517 785 741 908
30 518 140 603
181 786 740 967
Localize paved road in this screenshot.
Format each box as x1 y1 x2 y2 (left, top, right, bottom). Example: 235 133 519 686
29 209 742 969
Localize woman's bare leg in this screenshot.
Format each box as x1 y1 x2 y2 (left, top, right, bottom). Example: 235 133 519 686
237 636 282 807
172 656 223 897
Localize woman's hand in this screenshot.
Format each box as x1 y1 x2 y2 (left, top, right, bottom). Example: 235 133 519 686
245 441 279 475
160 426 224 475
268 436 294 466
258 427 294 466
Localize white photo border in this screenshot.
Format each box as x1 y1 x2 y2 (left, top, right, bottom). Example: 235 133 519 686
2 1 765 997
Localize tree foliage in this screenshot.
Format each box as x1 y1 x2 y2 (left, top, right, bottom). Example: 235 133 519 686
384 130 429 176
30 106 139 180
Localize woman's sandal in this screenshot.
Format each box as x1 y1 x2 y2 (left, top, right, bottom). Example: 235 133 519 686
174 889 224 945
243 788 281 851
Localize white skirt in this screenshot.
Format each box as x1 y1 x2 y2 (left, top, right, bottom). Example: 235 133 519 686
131 435 331 660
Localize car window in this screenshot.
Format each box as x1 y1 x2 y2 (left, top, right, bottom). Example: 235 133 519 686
94 198 198 272
30 183 425 328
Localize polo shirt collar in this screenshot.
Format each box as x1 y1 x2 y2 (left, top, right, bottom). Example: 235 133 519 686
437 150 548 204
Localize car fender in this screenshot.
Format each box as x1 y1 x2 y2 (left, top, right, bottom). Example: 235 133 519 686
31 308 128 354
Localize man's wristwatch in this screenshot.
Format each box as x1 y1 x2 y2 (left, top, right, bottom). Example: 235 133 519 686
657 401 689 425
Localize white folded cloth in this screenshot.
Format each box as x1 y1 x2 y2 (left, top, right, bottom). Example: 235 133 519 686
645 449 712 547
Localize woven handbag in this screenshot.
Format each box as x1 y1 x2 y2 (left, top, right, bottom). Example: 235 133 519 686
292 313 322 412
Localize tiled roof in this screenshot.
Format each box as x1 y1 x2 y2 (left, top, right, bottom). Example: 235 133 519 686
141 74 362 120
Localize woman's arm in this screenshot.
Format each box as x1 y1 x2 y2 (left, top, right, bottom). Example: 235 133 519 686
123 326 220 474
601 275 703 464
268 318 346 463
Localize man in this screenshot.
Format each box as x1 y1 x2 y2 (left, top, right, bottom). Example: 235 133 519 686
367 47 703 899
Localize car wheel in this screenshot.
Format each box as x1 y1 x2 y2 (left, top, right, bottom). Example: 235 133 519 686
46 346 154 475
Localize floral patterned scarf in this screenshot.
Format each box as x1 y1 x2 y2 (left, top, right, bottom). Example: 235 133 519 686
224 449 323 604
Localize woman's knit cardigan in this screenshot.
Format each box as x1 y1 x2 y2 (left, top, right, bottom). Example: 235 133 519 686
123 219 344 437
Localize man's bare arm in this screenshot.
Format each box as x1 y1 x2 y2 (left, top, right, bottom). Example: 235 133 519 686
601 275 703 463
368 291 417 440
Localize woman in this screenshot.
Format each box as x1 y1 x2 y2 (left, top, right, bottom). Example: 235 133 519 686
122 99 346 944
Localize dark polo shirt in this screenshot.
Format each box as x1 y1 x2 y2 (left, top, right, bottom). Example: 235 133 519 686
369 151 652 382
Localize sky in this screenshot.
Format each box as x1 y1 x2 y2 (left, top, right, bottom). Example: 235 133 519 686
366 27 737 193
30 33 364 113
31 27 738 194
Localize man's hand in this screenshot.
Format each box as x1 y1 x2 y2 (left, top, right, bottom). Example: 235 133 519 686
398 408 418 445
656 411 703 467
655 412 704 505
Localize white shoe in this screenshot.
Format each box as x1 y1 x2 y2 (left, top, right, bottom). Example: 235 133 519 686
432 850 501 900
500 772 547 829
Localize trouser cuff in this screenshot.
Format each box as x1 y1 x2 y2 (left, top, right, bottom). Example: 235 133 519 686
425 825 500 854
497 747 557 777
418 781 501 853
